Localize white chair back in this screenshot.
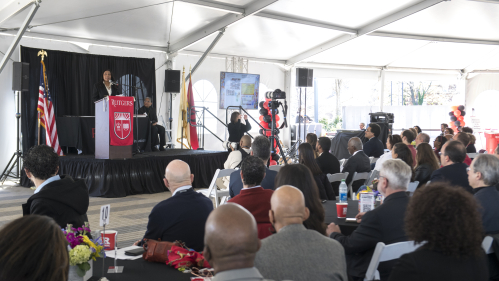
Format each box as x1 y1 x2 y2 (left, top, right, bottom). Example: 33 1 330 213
269 165 282 172
370 157 379 164
348 171 371 199
407 181 419 195
198 168 236 208
364 241 422 281
327 172 349 183
339 159 346 166
467 153 479 159
482 236 494 254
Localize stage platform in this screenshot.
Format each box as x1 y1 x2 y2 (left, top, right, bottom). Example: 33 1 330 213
58 149 229 198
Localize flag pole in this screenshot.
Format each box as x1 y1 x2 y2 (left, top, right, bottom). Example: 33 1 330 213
37 112 40 145
181 67 185 149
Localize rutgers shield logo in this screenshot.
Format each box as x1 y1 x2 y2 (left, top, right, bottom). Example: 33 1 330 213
114 112 131 140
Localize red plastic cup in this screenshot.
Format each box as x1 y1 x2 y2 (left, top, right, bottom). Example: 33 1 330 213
336 203 348 218
101 230 117 250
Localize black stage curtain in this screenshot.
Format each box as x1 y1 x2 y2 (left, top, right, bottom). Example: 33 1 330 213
20 46 156 186
59 150 228 198
331 130 366 160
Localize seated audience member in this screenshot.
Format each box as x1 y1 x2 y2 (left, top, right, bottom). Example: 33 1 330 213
440 123 449 136
374 135 402 171
444 127 454 136
413 125 422 135
342 137 371 194
414 143 440 188
275 164 326 235
467 134 477 153
415 132 430 146
22 145 89 228
401 130 417 166
316 137 341 193
433 135 447 162
462 126 473 134
229 136 277 198
453 132 472 165
224 135 251 169
392 143 415 181
363 123 385 158
295 107 312 123
306 133 319 158
0 215 69 281
430 141 472 194
468 154 499 234
228 156 274 239
203 204 268 281
138 97 166 151
360 122 366 130
255 186 347 281
409 128 418 146
388 184 488 281
135 160 213 251
299 143 335 200
327 159 412 281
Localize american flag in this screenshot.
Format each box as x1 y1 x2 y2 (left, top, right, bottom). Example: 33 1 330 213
37 61 63 155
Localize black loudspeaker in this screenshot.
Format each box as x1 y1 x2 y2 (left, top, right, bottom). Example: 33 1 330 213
165 70 181 93
296 68 313 87
12 62 29 91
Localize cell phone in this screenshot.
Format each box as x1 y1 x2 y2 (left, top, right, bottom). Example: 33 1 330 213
124 248 144 256
346 218 357 222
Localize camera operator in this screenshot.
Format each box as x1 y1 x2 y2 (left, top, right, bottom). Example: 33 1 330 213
227 112 251 151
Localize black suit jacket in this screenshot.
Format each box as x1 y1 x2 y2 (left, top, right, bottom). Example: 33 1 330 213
430 163 472 194
388 247 488 281
342 151 371 192
142 188 213 252
474 186 499 234
92 82 120 102
331 192 410 280
229 168 277 198
138 106 158 123
363 137 385 158
316 152 341 196
414 163 435 188
22 175 89 229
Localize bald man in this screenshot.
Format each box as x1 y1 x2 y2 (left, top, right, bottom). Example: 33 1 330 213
255 186 347 281
204 204 271 281
342 137 371 194
134 160 213 251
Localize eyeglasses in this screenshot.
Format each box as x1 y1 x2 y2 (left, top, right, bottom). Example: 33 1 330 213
466 167 470 172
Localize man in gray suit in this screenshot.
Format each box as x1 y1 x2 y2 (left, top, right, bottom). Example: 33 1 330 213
255 185 348 281
204 203 272 281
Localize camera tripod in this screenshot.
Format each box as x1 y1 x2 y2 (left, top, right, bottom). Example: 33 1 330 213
1 91 22 184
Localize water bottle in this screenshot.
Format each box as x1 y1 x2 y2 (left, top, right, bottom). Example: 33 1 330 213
339 179 347 203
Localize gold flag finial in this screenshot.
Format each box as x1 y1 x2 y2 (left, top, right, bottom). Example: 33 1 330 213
37 50 47 61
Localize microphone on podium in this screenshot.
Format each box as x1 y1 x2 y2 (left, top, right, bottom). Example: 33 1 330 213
109 80 119 86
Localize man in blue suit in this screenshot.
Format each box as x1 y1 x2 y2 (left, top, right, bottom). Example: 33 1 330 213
134 160 213 251
363 123 385 158
229 136 277 198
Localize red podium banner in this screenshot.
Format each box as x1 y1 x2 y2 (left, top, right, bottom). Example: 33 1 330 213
109 96 134 146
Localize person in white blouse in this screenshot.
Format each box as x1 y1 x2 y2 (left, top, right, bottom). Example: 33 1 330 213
218 135 252 189
373 134 403 171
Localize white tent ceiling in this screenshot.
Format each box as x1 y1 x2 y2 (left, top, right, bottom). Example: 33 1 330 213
1 0 499 73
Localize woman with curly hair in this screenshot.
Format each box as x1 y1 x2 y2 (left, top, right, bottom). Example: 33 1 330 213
388 183 488 281
274 164 326 235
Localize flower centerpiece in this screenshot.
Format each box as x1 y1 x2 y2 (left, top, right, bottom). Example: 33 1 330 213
63 223 105 278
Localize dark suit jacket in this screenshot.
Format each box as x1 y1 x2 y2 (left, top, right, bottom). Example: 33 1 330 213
138 105 158 123
229 168 277 198
142 188 213 252
316 152 341 197
313 173 336 200
22 175 89 229
330 192 410 280
414 163 435 188
388 247 489 281
363 137 385 158
474 186 499 234
342 151 371 193
430 163 472 194
92 82 120 102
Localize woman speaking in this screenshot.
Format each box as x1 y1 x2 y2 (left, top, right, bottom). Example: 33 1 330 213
227 112 251 149
92 69 121 102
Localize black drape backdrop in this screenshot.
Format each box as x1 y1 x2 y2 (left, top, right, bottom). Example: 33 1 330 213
20 46 156 186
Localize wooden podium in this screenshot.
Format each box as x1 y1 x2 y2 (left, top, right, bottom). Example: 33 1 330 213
95 97 133 159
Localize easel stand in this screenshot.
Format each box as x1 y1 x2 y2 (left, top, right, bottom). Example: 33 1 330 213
0 91 22 184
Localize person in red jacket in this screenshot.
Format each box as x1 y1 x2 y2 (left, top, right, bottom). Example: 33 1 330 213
228 156 274 239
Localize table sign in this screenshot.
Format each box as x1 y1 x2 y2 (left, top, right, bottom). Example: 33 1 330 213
359 193 375 213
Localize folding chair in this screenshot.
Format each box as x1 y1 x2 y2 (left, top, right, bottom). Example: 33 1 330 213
407 181 419 196
348 171 371 199
198 168 236 208
364 241 422 281
482 236 494 254
269 165 283 172
327 172 349 184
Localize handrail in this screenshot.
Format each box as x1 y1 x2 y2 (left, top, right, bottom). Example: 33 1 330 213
188 106 227 147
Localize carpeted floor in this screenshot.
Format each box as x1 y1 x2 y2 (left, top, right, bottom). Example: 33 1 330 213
0 182 210 248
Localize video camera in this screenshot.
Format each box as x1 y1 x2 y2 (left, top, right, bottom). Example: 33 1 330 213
265 89 286 100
